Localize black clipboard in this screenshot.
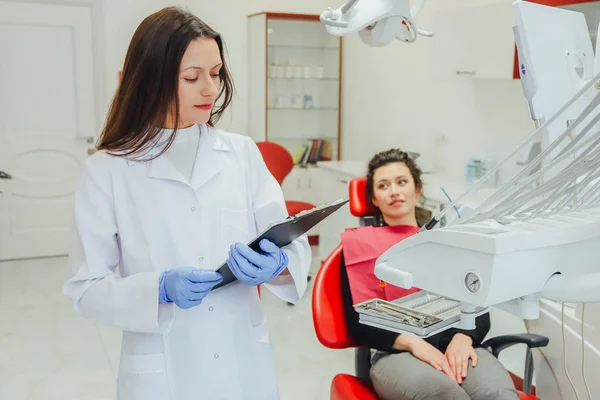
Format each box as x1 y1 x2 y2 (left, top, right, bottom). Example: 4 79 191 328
213 198 349 290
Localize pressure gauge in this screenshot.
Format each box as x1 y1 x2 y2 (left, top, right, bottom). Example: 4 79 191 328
464 272 481 294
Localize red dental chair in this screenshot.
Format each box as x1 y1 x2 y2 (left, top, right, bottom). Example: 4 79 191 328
311 177 547 400
255 141 317 219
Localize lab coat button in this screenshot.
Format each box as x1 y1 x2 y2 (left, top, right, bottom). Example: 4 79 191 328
214 353 219 359
209 307 214 311
191 207 196 212
199 256 204 262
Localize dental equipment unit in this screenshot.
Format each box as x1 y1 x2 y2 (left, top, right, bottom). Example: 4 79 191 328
321 0 600 338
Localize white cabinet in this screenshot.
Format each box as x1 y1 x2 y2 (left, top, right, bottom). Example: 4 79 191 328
431 1 517 79
281 166 326 237
281 166 305 204
281 166 321 206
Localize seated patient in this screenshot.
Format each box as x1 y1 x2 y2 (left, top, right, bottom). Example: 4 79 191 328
340 149 518 400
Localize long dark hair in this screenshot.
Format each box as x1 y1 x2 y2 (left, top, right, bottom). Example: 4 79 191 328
366 149 423 202
97 7 234 158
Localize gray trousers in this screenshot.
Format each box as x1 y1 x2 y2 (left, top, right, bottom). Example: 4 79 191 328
370 348 519 400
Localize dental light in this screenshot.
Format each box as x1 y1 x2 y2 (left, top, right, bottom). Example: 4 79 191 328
320 0 433 47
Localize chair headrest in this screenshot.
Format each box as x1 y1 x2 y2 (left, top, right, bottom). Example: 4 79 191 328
255 141 294 185
349 177 379 217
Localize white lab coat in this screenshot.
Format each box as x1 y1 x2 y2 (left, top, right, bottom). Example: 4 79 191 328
62 124 311 400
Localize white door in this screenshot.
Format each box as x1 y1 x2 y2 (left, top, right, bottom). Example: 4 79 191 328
0 1 98 260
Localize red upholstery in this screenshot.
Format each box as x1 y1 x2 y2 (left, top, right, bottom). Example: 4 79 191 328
313 244 378 399
255 142 294 186
312 245 356 349
331 374 378 400
349 177 378 217
312 222 539 400
285 200 315 217
255 141 317 218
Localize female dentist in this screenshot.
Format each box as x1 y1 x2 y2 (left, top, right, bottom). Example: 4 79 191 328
62 7 311 400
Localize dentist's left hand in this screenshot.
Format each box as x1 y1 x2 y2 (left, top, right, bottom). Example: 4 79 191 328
227 239 288 286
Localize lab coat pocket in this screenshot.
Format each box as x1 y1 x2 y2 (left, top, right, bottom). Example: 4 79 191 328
252 318 271 344
117 353 170 400
249 320 279 399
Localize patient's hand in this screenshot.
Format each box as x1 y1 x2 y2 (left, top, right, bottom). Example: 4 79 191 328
396 336 456 382
445 333 478 384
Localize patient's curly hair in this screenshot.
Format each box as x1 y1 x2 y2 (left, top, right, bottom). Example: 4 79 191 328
366 149 423 202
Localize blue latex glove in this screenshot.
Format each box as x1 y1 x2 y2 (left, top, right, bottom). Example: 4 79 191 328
227 239 289 286
159 267 223 309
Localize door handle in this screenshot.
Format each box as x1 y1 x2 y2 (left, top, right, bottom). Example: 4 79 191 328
0 171 12 180
78 136 95 144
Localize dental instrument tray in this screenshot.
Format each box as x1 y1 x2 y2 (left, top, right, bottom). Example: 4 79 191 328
213 198 349 290
355 291 487 337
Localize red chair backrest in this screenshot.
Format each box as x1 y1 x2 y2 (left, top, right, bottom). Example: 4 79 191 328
255 142 294 185
313 177 383 349
349 177 379 217
312 244 357 349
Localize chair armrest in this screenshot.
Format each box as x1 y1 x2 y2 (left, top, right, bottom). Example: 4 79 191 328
481 333 549 358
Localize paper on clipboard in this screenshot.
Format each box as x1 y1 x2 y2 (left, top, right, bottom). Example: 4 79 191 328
213 198 349 290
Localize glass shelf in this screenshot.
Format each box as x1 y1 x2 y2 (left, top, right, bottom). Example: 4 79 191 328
268 77 339 81
268 107 338 111
268 44 339 51
269 136 338 141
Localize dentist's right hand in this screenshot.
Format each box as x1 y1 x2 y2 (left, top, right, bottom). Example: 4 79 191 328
159 267 223 309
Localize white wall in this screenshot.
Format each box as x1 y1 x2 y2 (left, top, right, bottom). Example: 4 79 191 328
92 0 536 185
340 0 536 183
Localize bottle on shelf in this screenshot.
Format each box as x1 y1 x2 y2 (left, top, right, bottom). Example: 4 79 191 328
274 94 284 108
285 59 295 79
303 94 313 108
274 58 284 78
291 94 303 109
315 64 324 79
303 66 312 79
